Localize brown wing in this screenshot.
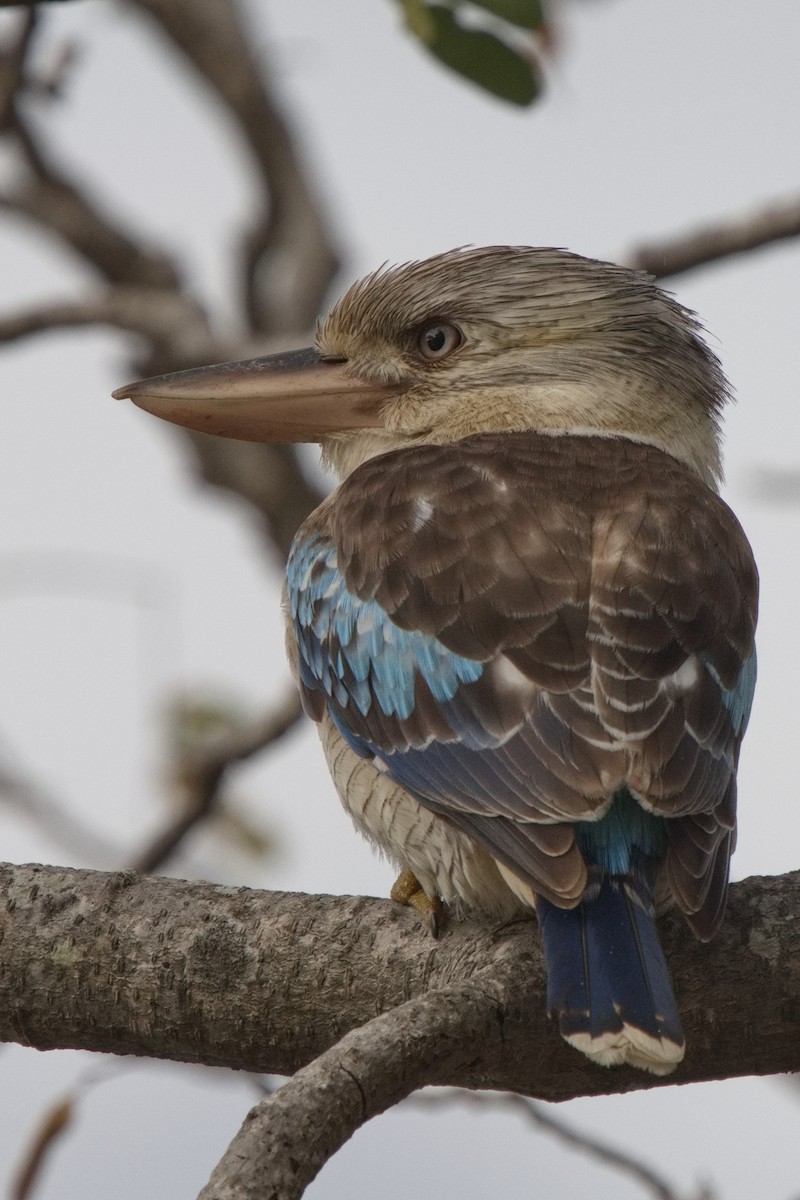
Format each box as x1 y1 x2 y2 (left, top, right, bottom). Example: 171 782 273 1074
298 430 757 931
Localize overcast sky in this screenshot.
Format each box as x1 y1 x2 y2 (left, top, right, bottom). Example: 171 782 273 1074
2 1 800 1197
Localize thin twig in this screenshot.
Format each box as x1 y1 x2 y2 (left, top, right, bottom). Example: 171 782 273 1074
131 0 340 334
629 193 800 280
410 1090 703 1200
11 1061 132 1200
131 689 304 873
0 761 119 866
11 1097 72 1200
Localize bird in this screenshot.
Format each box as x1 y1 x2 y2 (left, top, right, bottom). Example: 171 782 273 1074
114 246 758 1075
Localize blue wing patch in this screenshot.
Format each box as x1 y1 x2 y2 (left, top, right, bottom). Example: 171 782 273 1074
288 532 483 723
576 788 667 875
714 650 757 736
287 531 756 839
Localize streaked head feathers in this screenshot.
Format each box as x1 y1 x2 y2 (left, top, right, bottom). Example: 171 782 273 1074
317 246 729 484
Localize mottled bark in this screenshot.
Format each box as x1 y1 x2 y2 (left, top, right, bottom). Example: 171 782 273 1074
1 862 798 1101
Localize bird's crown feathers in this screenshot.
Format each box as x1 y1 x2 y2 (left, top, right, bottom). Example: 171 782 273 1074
317 246 729 486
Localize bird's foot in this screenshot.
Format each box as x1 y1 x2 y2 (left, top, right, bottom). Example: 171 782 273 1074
390 868 443 938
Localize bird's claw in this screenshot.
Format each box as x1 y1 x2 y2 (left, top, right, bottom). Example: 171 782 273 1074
390 868 443 937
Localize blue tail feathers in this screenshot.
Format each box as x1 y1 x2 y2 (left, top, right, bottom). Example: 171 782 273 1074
537 872 685 1075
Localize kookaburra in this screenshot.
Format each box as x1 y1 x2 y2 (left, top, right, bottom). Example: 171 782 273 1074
114 246 758 1075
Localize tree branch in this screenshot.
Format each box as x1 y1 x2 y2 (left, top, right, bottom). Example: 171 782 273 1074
0 7 329 566
410 1091 699 1200
181 433 325 561
0 8 35 126
130 0 341 334
199 982 506 1200
629 192 800 280
131 689 304 873
0 290 211 358
1 110 182 291
0 863 798 1101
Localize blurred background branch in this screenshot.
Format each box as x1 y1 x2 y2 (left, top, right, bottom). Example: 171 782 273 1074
628 193 800 280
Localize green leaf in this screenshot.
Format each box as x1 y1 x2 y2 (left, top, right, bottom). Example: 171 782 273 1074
422 6 541 106
398 0 437 40
467 0 545 31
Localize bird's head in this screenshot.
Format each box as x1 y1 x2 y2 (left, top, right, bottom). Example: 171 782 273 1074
114 246 729 485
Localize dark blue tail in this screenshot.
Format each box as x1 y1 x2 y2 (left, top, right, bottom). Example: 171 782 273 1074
537 874 684 1074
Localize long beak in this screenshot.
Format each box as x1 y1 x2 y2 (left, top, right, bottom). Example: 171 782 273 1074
112 348 401 442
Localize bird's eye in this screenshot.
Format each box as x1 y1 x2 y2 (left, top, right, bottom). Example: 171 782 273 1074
416 321 463 361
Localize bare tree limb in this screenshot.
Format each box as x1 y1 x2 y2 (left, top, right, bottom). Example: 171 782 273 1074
0 863 798 1100
129 0 341 334
181 434 325 561
0 6 330 568
199 982 506 1200
0 8 35 126
0 14 203 365
1 111 182 291
0 5 328 570
0 12 326 950
629 193 800 280
0 290 211 357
